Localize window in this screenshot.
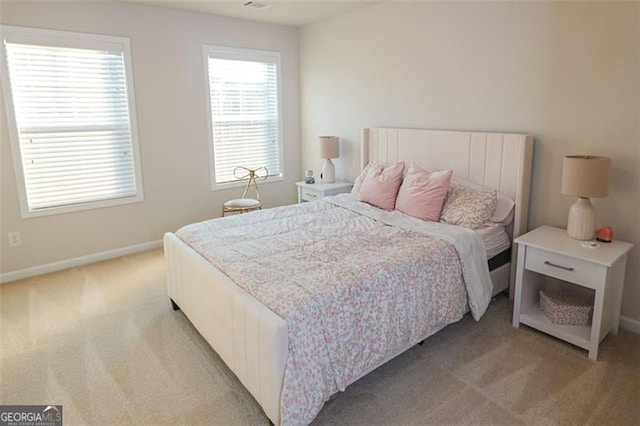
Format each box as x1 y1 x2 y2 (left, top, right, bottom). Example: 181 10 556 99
0 25 143 217
204 45 283 188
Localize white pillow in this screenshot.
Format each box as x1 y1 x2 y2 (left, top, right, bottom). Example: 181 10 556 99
493 192 516 225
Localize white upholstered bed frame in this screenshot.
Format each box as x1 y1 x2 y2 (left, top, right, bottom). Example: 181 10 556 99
164 127 534 425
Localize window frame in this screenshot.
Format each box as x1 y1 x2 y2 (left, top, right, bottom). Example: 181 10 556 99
0 25 144 218
203 44 284 191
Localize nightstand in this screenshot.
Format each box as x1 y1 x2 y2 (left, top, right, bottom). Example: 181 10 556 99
512 225 632 360
295 181 352 203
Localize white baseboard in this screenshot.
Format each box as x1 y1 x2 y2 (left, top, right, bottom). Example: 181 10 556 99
620 316 640 335
0 240 163 284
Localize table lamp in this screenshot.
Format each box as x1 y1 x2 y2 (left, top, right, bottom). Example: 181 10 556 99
561 155 611 240
319 136 339 183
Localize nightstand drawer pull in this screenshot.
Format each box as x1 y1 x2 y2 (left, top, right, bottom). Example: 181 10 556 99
304 192 317 198
543 261 574 272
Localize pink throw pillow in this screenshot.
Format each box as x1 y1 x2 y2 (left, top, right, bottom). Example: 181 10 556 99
356 161 405 211
395 164 453 221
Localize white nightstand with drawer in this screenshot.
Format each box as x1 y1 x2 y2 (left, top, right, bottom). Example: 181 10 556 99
512 225 632 360
295 181 352 203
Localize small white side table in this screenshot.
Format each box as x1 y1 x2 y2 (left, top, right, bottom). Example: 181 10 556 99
295 181 352 203
512 225 632 360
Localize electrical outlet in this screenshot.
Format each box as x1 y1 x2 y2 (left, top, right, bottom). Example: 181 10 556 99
8 232 22 247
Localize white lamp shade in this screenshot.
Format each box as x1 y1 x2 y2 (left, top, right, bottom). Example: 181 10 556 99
561 156 611 198
319 136 339 159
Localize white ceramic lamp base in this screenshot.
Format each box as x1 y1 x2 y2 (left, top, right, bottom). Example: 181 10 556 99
322 158 335 183
567 197 596 240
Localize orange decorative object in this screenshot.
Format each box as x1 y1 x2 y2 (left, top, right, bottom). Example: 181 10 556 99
595 226 613 243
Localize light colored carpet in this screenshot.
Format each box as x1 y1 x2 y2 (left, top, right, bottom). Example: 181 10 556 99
1 249 639 425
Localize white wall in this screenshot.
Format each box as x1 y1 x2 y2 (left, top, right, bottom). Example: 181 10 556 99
300 2 640 323
0 1 300 274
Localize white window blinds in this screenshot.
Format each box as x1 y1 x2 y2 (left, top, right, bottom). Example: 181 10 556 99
205 46 282 187
1 26 143 216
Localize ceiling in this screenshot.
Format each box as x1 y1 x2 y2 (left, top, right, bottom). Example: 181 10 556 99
122 1 378 27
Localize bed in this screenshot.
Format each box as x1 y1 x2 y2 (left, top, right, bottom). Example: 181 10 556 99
164 127 534 425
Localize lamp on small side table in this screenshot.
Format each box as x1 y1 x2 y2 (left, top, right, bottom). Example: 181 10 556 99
319 136 339 183
561 155 611 240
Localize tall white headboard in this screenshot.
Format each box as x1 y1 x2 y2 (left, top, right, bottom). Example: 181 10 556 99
362 128 534 294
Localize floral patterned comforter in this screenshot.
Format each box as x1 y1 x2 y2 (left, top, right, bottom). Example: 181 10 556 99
175 194 492 425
